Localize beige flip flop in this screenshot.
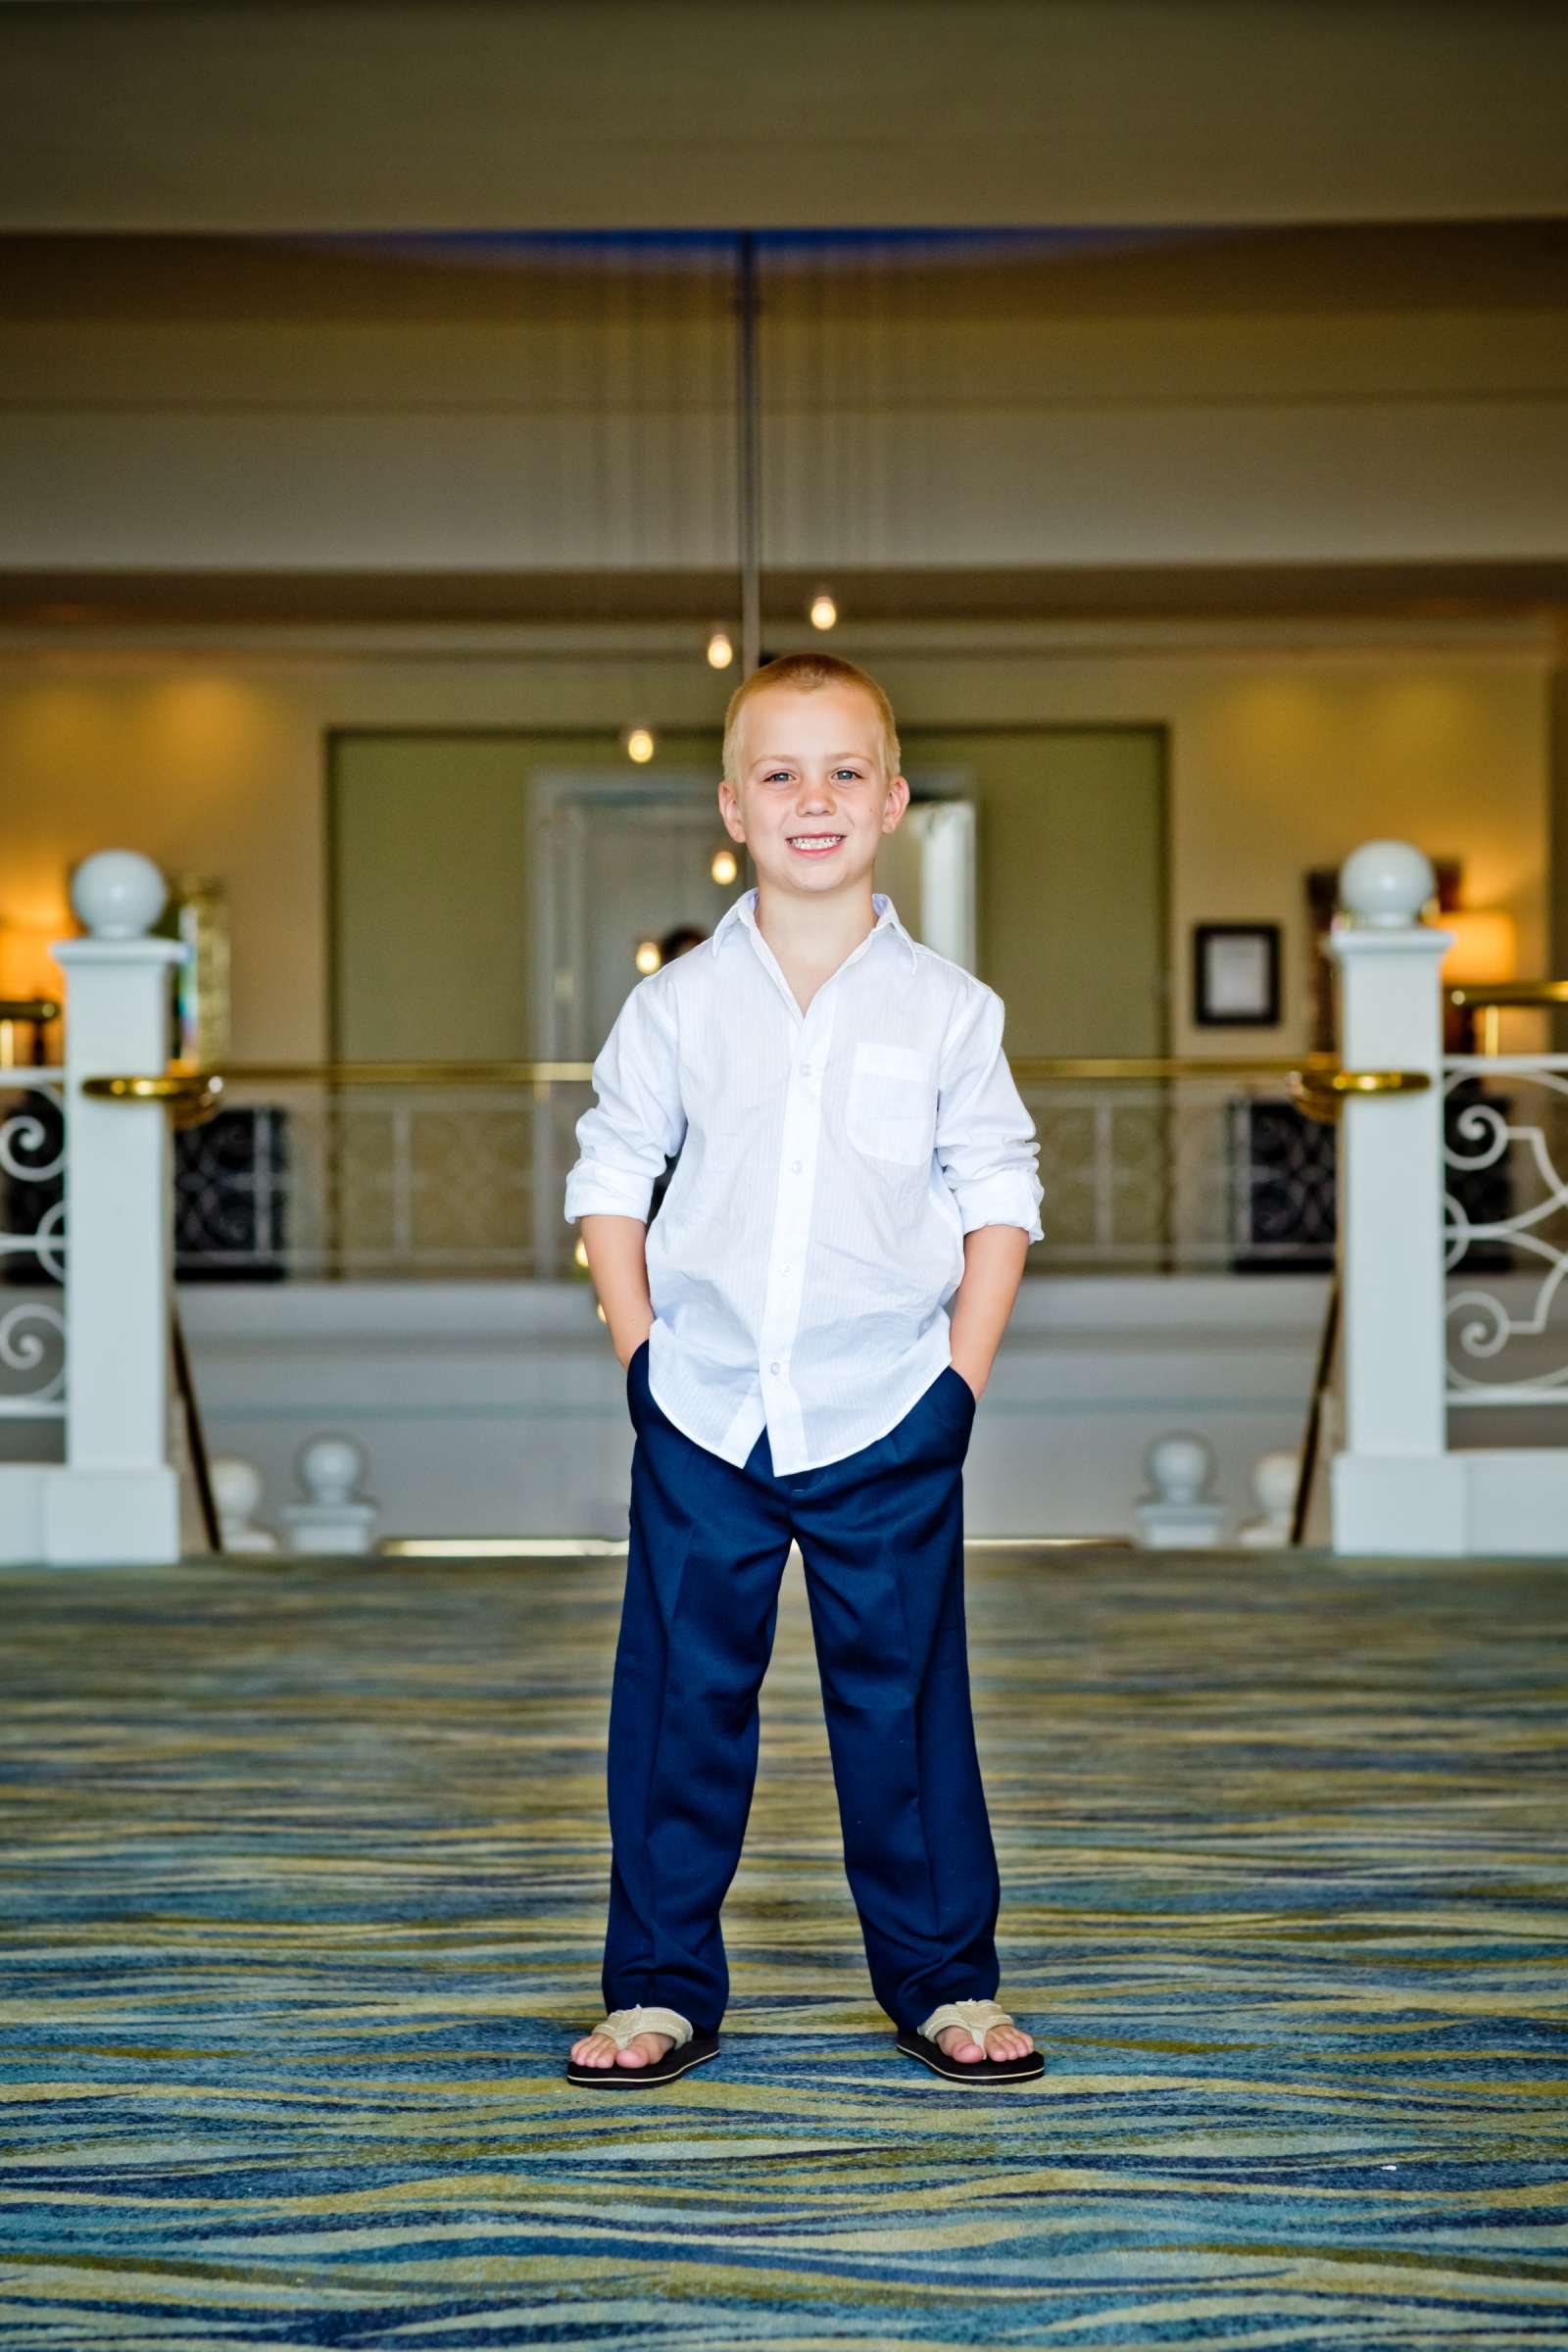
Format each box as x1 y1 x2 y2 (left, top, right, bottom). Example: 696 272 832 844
564 2003 721 2088
897 1996 1045 2084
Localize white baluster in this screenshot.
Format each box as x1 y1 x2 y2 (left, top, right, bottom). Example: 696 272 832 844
1327 841 1461 1553
211 1456 280 1554
1133 1431 1228 1548
1237 1449 1298 1547
279 1432 379 1555
47 851 186 1564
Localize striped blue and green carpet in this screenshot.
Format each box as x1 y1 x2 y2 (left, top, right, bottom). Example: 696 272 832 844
1 1546 1565 2347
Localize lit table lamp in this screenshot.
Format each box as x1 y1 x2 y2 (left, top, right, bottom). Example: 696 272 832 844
1441 909 1517 1054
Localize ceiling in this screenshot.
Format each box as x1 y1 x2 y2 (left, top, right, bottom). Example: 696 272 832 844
1 2 1564 234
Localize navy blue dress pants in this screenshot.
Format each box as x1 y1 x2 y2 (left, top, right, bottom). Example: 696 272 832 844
601 1337 1002 2035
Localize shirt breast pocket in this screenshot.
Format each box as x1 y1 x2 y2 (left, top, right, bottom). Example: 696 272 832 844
846 1040 938 1168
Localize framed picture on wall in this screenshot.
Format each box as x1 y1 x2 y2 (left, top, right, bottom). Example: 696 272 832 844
1193 922 1282 1027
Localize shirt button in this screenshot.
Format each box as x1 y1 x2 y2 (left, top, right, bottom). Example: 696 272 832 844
769 1360 780 1374
800 1061 810 1076
791 1158 802 1173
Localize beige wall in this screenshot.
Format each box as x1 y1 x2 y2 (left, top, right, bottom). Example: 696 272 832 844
330 729 725 1062
901 727 1167 1056
329 724 1167 1061
0 630 1549 1062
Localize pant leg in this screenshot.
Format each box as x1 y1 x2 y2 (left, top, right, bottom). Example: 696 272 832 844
789 1366 1002 2033
602 1345 794 2032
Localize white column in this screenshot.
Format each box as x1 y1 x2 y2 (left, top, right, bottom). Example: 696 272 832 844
1327 840 1463 1554
46 852 187 1565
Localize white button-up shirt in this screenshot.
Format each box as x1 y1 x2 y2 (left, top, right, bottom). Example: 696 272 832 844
564 888 1044 1474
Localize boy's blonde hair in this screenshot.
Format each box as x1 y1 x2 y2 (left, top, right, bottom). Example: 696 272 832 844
722 652 902 786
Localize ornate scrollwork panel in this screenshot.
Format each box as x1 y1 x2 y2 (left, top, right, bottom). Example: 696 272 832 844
1443 1064 1568 1401
0 1077 68 1417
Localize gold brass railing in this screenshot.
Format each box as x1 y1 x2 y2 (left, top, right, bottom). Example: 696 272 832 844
214 1061 595 1085
1448 981 1568 1058
0 995 61 1069
211 1052 1383 1085
74 1054 1434 1130
1013 1054 1339 1080
81 1072 227 1129
1287 1066 1432 1125
1012 1054 1428 1127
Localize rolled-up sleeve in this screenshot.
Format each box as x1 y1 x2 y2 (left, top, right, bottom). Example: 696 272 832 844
563 975 687 1224
935 983 1045 1243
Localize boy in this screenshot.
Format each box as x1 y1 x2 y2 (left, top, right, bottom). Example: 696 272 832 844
563 653 1045 2088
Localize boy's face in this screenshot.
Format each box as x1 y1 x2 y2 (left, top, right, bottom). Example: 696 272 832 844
717 681 909 901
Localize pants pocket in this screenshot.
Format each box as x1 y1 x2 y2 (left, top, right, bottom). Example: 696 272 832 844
927 1364 976 1449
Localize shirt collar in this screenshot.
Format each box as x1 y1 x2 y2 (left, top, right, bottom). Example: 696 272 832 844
708 888 918 973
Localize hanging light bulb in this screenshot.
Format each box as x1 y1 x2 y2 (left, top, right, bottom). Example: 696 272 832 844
710 847 738 886
808 591 838 631
706 628 735 669
634 938 662 974
623 724 656 764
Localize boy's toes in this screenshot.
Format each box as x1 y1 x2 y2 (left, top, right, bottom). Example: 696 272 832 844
613 2032 673 2068
570 2026 678 2071
931 2022 1037 2064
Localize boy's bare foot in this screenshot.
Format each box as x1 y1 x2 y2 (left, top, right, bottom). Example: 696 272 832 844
569 2026 675 2070
934 2020 1036 2064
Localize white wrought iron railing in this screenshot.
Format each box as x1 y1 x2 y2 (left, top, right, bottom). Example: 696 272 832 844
1441 1054 1568 1405
1319 844 1568 1553
31 1053 1350 1285
0 1065 67 1423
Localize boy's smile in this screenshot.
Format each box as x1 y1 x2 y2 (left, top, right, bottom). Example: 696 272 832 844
718 679 909 899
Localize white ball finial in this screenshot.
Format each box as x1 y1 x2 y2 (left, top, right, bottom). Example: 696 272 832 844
211 1456 265 1521
1237 1448 1298 1548
1133 1429 1228 1548
280 1431 379 1556
209 1453 279 1554
1338 841 1436 929
1144 1431 1216 1505
1252 1449 1298 1518
70 849 169 940
297 1433 367 1506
